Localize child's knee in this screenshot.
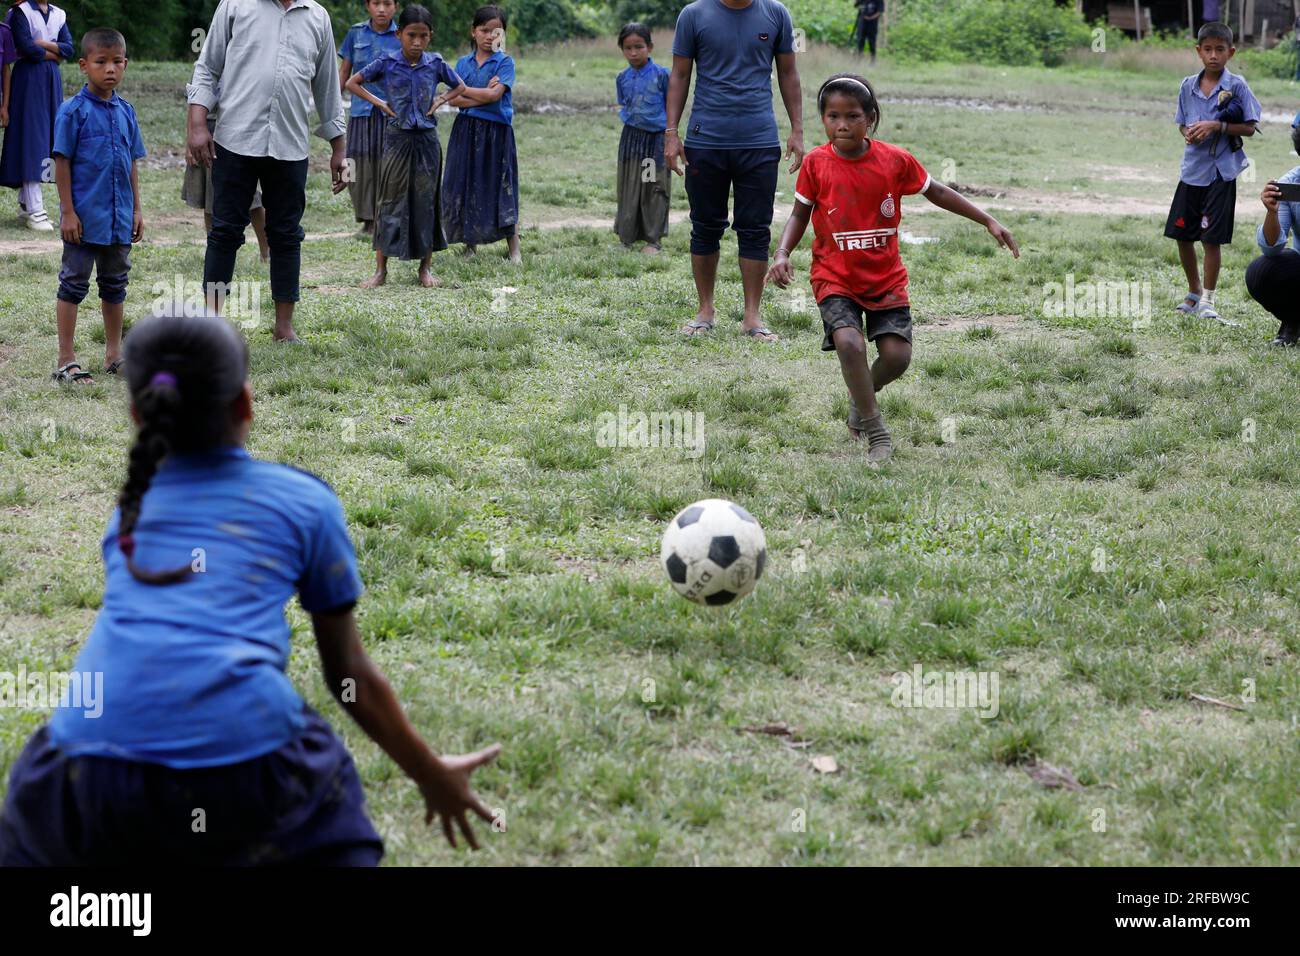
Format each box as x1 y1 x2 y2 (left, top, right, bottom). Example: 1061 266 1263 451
877 335 912 371
832 326 867 361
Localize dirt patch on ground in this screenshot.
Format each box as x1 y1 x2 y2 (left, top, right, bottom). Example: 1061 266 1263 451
916 313 1028 333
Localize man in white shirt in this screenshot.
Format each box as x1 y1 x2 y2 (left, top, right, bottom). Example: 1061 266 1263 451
187 0 346 343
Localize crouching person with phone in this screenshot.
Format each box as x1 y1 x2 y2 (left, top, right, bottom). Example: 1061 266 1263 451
1247 125 1300 346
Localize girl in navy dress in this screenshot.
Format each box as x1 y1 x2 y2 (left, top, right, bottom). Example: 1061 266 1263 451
0 0 72 231
0 312 501 865
347 4 466 288
442 4 521 263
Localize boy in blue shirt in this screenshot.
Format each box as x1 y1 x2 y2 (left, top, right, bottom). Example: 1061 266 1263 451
51 27 145 384
1164 22 1259 323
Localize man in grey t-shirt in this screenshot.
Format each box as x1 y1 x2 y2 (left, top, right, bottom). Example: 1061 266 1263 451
187 0 346 343
666 0 804 343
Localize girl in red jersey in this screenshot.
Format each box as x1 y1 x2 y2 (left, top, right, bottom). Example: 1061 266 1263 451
767 73 1020 462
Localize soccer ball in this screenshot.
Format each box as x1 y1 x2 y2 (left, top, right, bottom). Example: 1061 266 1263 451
661 498 767 606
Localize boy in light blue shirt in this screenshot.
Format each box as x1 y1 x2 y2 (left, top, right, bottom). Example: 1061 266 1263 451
1163 22 1260 323
51 27 145 385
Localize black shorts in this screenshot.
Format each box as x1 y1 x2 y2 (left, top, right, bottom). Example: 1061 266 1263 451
1164 176 1236 245
818 295 913 352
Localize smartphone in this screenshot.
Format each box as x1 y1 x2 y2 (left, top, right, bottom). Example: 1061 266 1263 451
1270 181 1300 203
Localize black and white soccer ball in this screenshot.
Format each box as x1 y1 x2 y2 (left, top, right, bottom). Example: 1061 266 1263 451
661 498 767 606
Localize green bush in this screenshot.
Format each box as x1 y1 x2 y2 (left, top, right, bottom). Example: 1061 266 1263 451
784 0 857 48
610 0 687 29
890 0 1093 67
1237 40 1299 80
510 0 598 45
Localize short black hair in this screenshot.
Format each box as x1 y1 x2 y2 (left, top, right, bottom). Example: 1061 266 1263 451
1197 22 1234 46
618 23 652 48
81 27 126 58
473 4 507 30
1292 122 1300 157
818 72 880 133
398 4 434 31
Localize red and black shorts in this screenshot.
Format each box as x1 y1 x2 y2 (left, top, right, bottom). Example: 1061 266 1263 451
1164 175 1236 245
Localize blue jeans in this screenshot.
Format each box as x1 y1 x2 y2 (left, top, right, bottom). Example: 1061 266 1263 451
56 241 131 305
204 143 308 303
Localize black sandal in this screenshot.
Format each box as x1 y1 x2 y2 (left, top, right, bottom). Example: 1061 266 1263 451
52 362 94 384
104 359 124 375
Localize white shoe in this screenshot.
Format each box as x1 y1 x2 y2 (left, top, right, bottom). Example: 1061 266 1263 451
25 210 54 232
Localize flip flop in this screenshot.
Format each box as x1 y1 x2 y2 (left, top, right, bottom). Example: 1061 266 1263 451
744 326 779 343
104 359 124 375
681 318 715 336
52 362 94 384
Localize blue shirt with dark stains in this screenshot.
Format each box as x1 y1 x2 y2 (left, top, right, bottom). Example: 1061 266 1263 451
48 446 364 769
52 86 147 246
339 19 401 119
616 58 669 133
359 49 462 130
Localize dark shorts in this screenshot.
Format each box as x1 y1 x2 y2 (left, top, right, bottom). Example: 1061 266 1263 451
1164 176 1236 245
57 241 131 305
0 706 384 866
683 145 782 260
818 295 913 352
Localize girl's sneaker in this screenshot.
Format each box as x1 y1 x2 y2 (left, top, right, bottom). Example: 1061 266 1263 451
1195 298 1221 322
24 210 54 232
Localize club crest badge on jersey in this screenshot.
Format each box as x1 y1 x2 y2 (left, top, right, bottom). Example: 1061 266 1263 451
880 193 896 219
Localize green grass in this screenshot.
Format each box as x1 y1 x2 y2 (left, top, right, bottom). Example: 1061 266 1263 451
2 38 1300 866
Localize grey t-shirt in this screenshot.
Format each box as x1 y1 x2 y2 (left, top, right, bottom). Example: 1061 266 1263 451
672 0 795 150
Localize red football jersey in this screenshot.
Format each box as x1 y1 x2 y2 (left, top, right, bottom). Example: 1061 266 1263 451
793 139 931 310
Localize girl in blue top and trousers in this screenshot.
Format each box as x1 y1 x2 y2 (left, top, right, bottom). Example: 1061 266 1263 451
347 5 465 288
442 4 521 263
0 312 501 865
0 0 73 231
614 23 671 253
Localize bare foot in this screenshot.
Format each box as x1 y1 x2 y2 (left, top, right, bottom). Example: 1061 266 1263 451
508 250 523 265
419 269 440 288
360 271 387 289
461 245 477 258
642 244 660 255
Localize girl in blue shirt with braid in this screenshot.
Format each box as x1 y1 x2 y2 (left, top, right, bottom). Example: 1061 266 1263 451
614 23 670 254
0 311 501 865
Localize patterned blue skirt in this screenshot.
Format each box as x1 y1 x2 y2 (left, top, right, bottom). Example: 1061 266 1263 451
0 706 384 866
441 113 519 245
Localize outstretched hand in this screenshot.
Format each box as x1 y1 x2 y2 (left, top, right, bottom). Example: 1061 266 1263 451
417 744 503 849
987 219 1020 258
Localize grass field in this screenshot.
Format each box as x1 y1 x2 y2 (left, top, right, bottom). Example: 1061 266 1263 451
2 37 1300 865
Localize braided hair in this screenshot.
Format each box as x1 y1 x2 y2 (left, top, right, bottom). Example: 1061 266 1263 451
817 73 881 135
117 311 249 585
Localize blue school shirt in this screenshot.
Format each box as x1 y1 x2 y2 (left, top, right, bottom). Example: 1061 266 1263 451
339 19 401 119
359 49 461 131
672 0 794 149
47 446 365 769
1174 68 1260 187
616 59 669 133
455 50 514 126
1256 165 1300 256
51 87 147 246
